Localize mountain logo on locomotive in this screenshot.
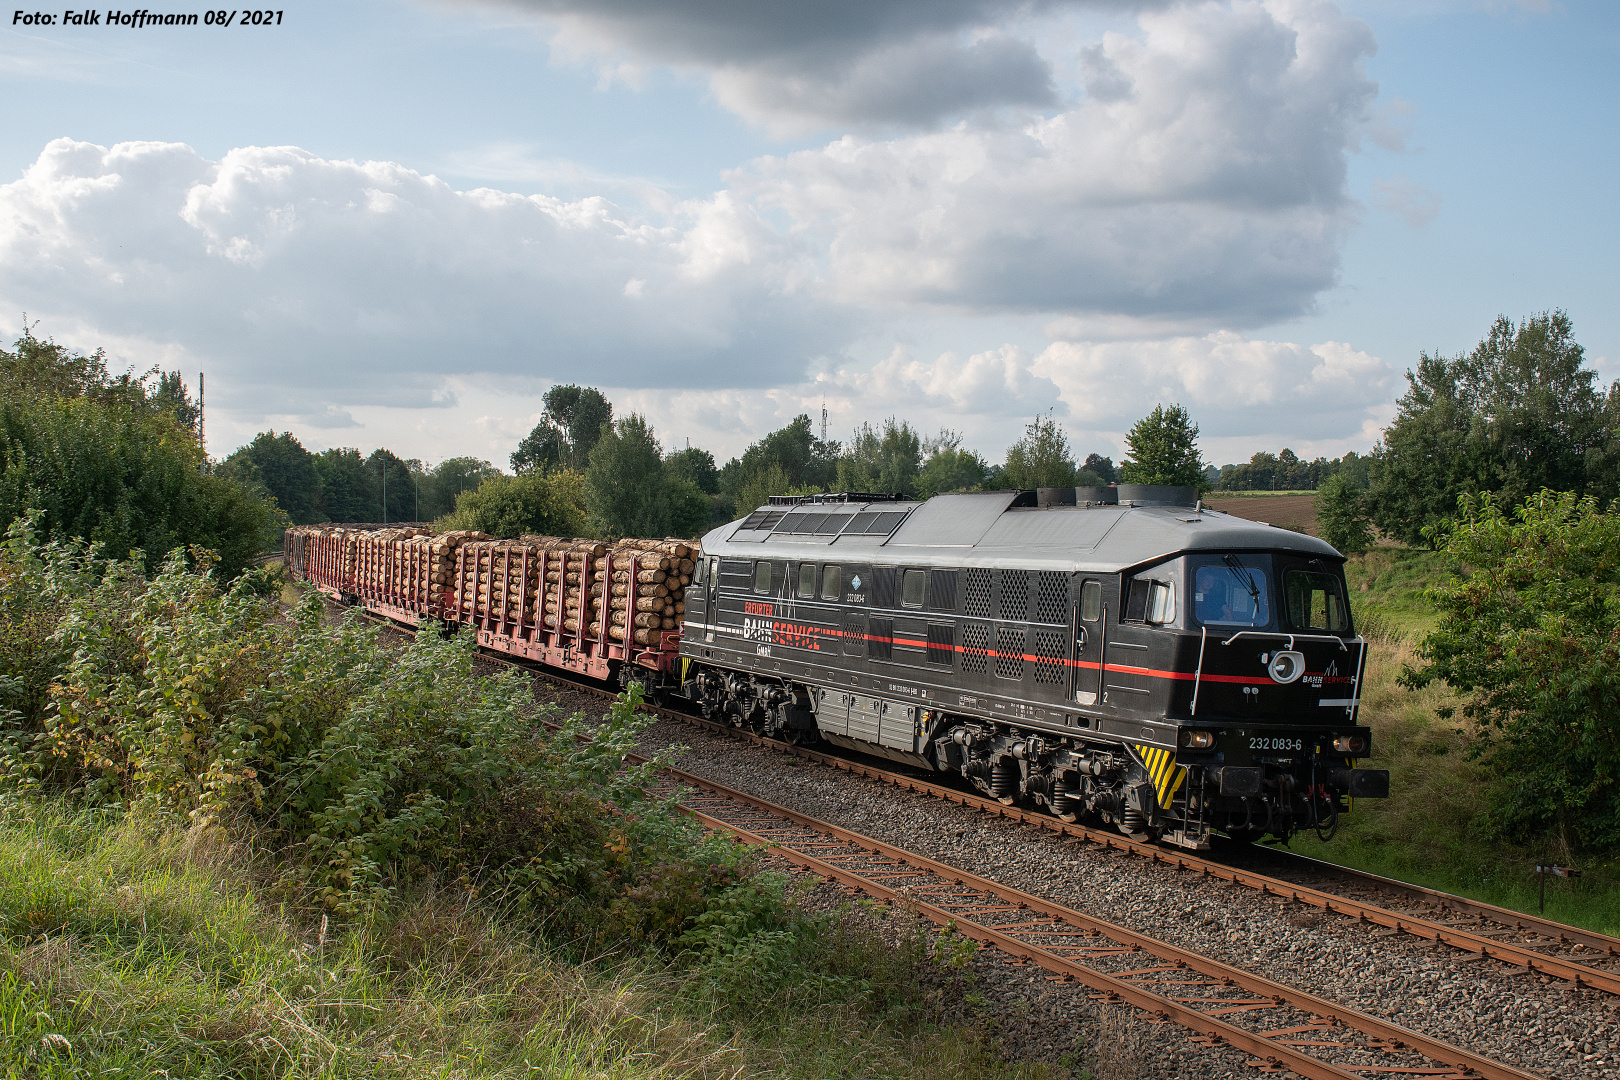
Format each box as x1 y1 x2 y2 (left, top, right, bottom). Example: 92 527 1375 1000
675 485 1388 849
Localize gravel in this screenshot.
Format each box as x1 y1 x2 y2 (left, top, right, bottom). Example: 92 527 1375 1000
625 711 1620 1080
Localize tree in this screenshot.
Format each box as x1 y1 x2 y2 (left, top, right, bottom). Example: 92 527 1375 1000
717 414 839 509
665 446 719 494
1314 474 1374 553
510 421 564 475
1367 311 1609 546
917 445 992 497
732 462 792 518
1119 404 1207 490
437 470 587 538
1082 453 1118 486
511 385 613 473
0 394 275 578
1402 490 1620 855
363 448 416 523
585 414 673 538
0 323 111 400
221 432 321 524
421 456 501 519
308 448 372 522
1002 414 1077 489
837 418 922 495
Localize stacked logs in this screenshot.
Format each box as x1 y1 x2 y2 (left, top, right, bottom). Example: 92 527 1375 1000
593 539 696 645
450 534 697 647
288 523 697 650
354 526 431 602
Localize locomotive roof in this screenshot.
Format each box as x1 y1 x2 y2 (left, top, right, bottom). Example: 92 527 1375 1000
700 490 1341 573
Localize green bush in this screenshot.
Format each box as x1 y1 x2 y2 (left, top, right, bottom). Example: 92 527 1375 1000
1403 490 1620 856
0 520 763 939
437 469 587 538
0 395 275 579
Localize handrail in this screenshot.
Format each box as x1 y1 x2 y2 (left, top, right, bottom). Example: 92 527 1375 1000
1217 629 1359 651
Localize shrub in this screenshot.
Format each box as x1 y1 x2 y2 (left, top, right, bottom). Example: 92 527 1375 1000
1403 489 1620 856
0 519 759 936
437 469 587 537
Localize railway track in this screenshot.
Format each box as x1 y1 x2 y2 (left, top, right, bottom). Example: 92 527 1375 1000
654 757 1539 1080
341 605 1619 1003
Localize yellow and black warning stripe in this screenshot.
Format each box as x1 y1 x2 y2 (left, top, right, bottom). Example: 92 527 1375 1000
1133 744 1187 809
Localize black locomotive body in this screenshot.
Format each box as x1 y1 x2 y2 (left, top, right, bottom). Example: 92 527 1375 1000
676 486 1387 848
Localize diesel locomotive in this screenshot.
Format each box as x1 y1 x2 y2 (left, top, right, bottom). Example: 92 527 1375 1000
675 485 1388 849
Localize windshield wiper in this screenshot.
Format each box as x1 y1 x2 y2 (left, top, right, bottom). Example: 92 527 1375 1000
1223 554 1261 601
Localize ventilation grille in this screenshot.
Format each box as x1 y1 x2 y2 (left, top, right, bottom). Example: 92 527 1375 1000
843 613 866 656
995 626 1025 680
868 617 893 660
927 569 958 612
965 568 993 618
926 624 955 667
1036 572 1069 624
961 622 990 674
999 570 1030 621
872 567 898 608
1033 628 1067 685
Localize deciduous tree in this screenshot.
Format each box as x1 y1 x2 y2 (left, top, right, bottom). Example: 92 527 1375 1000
1119 404 1207 490
1003 413 1077 489
1367 311 1609 545
1402 490 1620 855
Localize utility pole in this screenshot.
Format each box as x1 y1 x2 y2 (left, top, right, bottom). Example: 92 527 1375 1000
382 458 388 524
198 372 205 453
820 401 828 443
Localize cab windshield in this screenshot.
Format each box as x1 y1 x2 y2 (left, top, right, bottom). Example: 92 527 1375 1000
1192 556 1272 629
1284 568 1352 634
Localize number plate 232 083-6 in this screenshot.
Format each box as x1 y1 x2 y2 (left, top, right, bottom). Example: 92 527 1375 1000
1249 736 1303 752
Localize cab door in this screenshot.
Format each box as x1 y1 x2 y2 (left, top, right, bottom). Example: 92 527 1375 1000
1074 578 1105 706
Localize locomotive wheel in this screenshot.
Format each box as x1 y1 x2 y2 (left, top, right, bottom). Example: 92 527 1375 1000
1056 809 1079 824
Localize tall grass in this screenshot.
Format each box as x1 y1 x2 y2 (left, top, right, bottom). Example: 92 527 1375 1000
0 801 1051 1080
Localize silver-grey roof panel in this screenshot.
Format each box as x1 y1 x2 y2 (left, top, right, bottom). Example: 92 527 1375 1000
885 491 1024 547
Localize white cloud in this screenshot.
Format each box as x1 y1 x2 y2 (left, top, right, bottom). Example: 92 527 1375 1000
735 0 1378 326
0 137 848 428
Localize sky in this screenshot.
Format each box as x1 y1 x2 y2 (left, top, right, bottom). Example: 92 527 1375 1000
1 0 1615 471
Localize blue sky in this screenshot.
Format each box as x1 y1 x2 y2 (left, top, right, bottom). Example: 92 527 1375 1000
1 1 1614 469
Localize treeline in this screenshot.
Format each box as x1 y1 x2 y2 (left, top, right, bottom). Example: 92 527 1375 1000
228 388 1211 541
1211 450 1372 492
0 327 275 577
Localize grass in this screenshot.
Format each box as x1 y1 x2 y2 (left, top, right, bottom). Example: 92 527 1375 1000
1343 547 1458 637
0 800 1055 1080
1289 635 1620 937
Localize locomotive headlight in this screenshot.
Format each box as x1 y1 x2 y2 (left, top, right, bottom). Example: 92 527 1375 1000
1332 734 1366 753
1267 650 1306 684
1180 729 1216 750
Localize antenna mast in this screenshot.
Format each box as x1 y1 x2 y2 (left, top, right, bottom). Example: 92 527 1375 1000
198 372 205 453
820 401 828 443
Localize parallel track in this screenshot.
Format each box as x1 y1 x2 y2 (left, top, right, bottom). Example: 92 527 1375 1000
654 758 1539 1080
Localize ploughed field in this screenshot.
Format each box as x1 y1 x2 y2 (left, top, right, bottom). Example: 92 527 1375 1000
1202 493 1318 535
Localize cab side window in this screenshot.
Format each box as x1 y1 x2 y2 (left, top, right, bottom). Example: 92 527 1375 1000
753 561 773 594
